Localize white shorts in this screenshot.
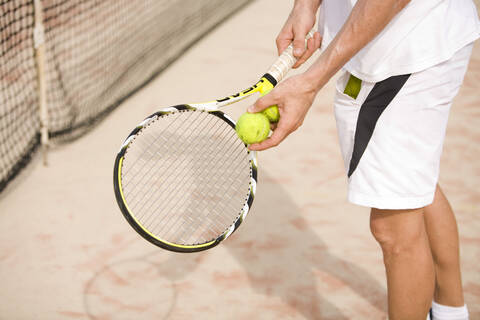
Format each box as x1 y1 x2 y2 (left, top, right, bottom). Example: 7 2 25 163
334 44 474 209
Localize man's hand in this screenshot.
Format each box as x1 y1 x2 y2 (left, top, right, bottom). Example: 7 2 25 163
277 1 322 69
247 74 318 151
250 0 411 152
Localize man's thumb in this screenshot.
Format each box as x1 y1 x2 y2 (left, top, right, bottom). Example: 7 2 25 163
248 95 273 113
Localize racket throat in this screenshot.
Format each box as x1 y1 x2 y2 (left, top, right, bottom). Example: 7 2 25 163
213 74 277 108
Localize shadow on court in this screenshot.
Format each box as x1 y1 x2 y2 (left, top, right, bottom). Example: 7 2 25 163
223 170 387 319
83 171 386 319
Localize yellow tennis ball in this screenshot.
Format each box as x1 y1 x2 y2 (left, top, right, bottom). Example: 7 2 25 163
259 87 280 123
262 105 280 123
235 112 270 144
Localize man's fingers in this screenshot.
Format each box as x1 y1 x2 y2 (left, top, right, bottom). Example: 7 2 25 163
248 125 290 151
293 32 322 68
293 37 315 68
248 93 278 113
293 35 306 58
315 32 323 48
276 38 292 56
276 27 294 55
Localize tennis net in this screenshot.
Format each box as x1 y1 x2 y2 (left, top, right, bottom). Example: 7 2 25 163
0 0 252 193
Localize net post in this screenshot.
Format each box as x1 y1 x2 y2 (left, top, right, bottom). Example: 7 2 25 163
33 0 49 166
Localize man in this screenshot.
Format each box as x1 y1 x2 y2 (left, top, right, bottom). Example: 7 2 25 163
248 0 479 319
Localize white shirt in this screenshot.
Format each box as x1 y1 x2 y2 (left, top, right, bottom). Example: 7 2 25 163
318 0 480 82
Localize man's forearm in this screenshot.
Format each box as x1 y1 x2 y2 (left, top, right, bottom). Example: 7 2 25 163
305 0 410 89
293 0 322 13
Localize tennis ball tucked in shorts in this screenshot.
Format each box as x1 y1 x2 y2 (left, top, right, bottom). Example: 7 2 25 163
235 112 270 144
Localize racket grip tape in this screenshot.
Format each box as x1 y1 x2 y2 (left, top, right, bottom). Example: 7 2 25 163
265 29 315 84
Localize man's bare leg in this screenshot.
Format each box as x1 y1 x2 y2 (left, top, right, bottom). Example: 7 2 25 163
424 185 464 306
370 208 435 320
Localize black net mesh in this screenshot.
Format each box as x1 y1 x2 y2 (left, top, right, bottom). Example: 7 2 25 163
0 0 252 192
0 0 40 192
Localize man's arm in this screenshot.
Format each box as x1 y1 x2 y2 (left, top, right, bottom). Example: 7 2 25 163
249 0 411 151
305 0 411 90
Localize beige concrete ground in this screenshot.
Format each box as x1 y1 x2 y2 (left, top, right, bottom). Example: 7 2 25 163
0 0 479 319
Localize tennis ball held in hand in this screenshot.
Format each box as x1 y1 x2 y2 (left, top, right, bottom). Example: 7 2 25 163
260 88 280 123
235 112 270 144
262 105 280 123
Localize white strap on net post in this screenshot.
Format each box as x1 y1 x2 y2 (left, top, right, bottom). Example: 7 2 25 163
33 0 49 165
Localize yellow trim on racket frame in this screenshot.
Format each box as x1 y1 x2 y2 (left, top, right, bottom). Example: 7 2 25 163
187 75 276 111
113 105 258 253
115 156 217 251
214 75 275 104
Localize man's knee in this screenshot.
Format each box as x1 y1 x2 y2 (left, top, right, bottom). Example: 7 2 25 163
370 208 426 256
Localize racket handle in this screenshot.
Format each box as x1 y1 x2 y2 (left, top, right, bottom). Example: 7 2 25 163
266 29 315 83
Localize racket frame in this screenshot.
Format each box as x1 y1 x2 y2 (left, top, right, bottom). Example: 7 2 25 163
113 104 260 253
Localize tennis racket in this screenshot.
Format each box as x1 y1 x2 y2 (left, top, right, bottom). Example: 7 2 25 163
113 30 315 252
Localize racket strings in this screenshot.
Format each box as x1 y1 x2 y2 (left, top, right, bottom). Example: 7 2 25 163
142 119 237 236
162 139 249 244
122 111 209 219
120 110 251 246
151 126 247 243
123 111 219 217
126 111 219 221
143 123 248 244
176 162 250 244
179 164 249 244
122 110 198 188
137 114 235 232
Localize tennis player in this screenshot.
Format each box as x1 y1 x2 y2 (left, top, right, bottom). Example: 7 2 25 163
248 0 480 319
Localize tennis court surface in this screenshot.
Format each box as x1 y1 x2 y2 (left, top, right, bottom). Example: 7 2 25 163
0 0 479 319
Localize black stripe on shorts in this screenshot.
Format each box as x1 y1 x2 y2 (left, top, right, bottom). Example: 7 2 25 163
348 74 411 178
